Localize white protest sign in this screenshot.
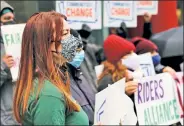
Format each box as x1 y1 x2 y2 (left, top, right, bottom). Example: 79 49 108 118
105 80 137 125
95 64 104 78
174 72 184 125
94 78 127 124
56 1 102 30
94 87 108 124
138 53 156 77
137 1 158 15
135 73 181 125
1 24 26 81
103 1 137 28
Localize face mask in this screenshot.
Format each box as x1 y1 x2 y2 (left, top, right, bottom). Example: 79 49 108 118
152 55 161 66
122 53 140 71
1 20 16 25
69 50 85 68
61 35 83 62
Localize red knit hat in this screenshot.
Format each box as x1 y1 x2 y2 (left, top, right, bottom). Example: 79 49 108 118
103 34 135 64
130 37 158 54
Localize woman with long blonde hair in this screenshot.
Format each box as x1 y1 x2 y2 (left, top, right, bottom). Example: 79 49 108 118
13 11 89 125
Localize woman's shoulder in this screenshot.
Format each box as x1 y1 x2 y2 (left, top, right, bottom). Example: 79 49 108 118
33 79 65 100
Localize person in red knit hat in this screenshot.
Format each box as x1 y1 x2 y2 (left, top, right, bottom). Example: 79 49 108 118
131 37 176 76
97 35 142 96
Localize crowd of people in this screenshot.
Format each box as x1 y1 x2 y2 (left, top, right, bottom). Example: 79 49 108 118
0 1 183 125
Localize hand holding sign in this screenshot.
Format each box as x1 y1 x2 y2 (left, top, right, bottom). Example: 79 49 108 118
125 81 138 96
163 66 176 78
2 55 14 68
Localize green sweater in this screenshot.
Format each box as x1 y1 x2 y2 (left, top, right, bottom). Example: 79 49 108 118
21 80 89 125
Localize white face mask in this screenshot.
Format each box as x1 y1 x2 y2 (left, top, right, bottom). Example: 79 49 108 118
122 53 140 71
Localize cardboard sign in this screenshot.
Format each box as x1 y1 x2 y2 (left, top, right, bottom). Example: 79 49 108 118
1 24 26 81
138 53 156 77
56 1 102 30
95 78 137 125
137 1 158 15
103 1 137 28
135 73 180 125
105 82 137 125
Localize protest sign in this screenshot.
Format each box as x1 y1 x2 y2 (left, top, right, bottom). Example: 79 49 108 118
105 81 137 125
94 78 136 125
174 72 184 125
135 73 181 125
95 64 104 78
103 1 137 28
56 1 101 30
137 1 158 15
1 24 25 81
138 53 156 77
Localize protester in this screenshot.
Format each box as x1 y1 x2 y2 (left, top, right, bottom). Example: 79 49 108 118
0 1 19 125
97 35 140 95
116 13 152 40
78 24 102 92
13 11 89 125
68 29 96 125
131 37 176 76
0 1 15 24
116 22 128 39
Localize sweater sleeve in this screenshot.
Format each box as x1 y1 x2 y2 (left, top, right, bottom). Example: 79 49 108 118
32 95 66 125
142 22 152 40
98 75 113 92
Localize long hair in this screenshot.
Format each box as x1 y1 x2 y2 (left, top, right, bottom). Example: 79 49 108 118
13 11 80 123
98 60 129 83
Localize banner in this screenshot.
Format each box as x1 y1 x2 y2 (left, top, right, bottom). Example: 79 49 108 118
138 53 156 77
56 1 102 30
135 73 180 125
103 1 137 28
137 1 158 15
1 24 25 81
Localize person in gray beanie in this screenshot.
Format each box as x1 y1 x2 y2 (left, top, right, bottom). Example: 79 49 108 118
0 1 19 125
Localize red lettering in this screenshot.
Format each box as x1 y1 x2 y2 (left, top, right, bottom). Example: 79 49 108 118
111 7 130 16
66 8 92 18
138 1 152 6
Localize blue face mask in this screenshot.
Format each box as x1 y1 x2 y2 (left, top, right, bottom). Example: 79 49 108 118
69 50 85 68
152 55 161 66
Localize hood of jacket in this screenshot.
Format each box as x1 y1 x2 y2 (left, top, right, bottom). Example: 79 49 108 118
1 1 14 13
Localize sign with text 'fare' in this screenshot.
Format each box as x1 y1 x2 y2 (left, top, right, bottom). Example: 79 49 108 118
135 73 180 125
56 1 102 30
1 24 25 81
